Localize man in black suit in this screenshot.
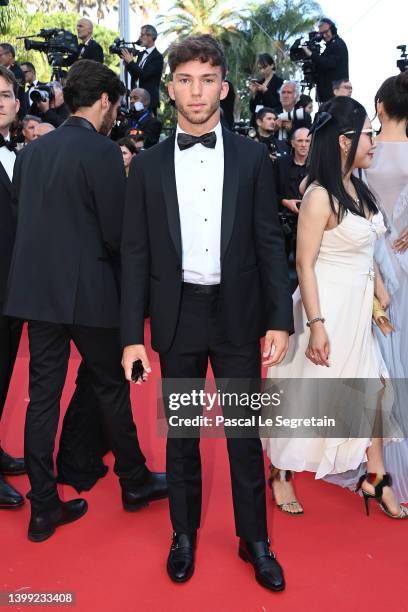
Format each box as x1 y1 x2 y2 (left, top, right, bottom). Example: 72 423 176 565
21 62 45 109
121 35 293 590
0 67 25 510
76 18 104 63
4 60 167 542
121 25 163 114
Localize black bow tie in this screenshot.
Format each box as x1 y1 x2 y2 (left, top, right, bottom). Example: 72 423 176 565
0 134 16 152
177 131 217 151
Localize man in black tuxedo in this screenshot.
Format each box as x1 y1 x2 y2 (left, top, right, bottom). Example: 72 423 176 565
76 18 104 63
4 60 167 542
121 25 163 114
0 67 25 510
121 36 293 590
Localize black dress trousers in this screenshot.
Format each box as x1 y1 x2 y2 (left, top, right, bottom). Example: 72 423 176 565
160 285 268 542
25 320 148 510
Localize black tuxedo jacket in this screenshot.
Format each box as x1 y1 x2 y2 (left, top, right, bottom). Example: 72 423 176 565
126 48 163 111
0 160 17 309
78 39 104 63
121 128 294 353
4 116 126 328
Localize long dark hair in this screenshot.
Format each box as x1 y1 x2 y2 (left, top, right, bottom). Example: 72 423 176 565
306 96 378 221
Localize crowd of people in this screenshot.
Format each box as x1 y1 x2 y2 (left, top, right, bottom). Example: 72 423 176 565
1 17 408 595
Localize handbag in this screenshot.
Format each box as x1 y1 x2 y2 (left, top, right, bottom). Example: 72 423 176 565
372 296 394 336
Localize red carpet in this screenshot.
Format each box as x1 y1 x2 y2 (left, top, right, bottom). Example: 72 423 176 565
1 325 407 611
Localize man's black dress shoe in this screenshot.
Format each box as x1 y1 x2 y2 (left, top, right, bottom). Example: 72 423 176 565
0 474 24 509
28 499 88 542
167 532 196 583
0 451 26 475
122 472 168 511
239 539 285 592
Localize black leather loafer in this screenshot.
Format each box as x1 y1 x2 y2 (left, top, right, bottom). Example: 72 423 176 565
239 539 285 591
0 475 24 509
122 472 168 511
167 532 196 583
28 499 88 542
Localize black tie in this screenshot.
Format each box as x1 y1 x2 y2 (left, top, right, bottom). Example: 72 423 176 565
0 134 16 152
177 131 217 151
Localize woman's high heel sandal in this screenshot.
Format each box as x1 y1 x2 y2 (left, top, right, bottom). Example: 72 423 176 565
268 466 304 516
356 472 408 519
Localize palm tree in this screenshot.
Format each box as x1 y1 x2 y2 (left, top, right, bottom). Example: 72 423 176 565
157 0 240 41
130 0 160 25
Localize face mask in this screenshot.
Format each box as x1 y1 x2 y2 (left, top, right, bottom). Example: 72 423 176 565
133 101 144 112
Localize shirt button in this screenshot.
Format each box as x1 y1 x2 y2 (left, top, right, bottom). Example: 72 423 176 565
204 218 207 222
205 249 208 252
202 188 206 191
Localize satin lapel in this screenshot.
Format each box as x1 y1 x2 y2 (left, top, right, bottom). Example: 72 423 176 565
221 127 239 261
161 134 182 262
0 161 12 197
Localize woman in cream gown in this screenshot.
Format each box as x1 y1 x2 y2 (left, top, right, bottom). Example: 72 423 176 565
264 96 407 519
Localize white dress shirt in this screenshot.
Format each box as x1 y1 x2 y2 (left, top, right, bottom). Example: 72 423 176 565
0 132 16 182
174 121 224 285
139 45 155 68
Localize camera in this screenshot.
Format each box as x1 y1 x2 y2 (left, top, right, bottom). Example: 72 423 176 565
278 108 306 123
397 45 408 72
20 29 78 67
109 37 141 56
30 84 55 105
289 31 322 89
233 120 257 138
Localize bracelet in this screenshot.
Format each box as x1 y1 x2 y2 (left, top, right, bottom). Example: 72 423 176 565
306 316 325 327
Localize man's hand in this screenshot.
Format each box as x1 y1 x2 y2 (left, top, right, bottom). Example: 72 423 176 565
282 199 301 214
37 99 50 113
122 344 151 384
121 49 134 64
302 47 312 58
262 330 289 367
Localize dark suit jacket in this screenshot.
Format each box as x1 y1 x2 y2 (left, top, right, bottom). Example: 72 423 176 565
126 48 164 111
311 36 349 102
78 39 104 63
4 116 126 328
0 160 17 309
121 129 294 353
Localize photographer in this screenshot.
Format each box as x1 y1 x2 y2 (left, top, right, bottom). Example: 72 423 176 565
255 107 289 163
302 18 349 103
76 18 104 63
276 81 311 141
21 62 46 107
31 81 69 127
249 53 283 124
120 25 163 114
277 127 311 260
112 87 161 148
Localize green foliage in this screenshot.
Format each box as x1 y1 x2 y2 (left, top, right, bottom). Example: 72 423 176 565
1 4 119 81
